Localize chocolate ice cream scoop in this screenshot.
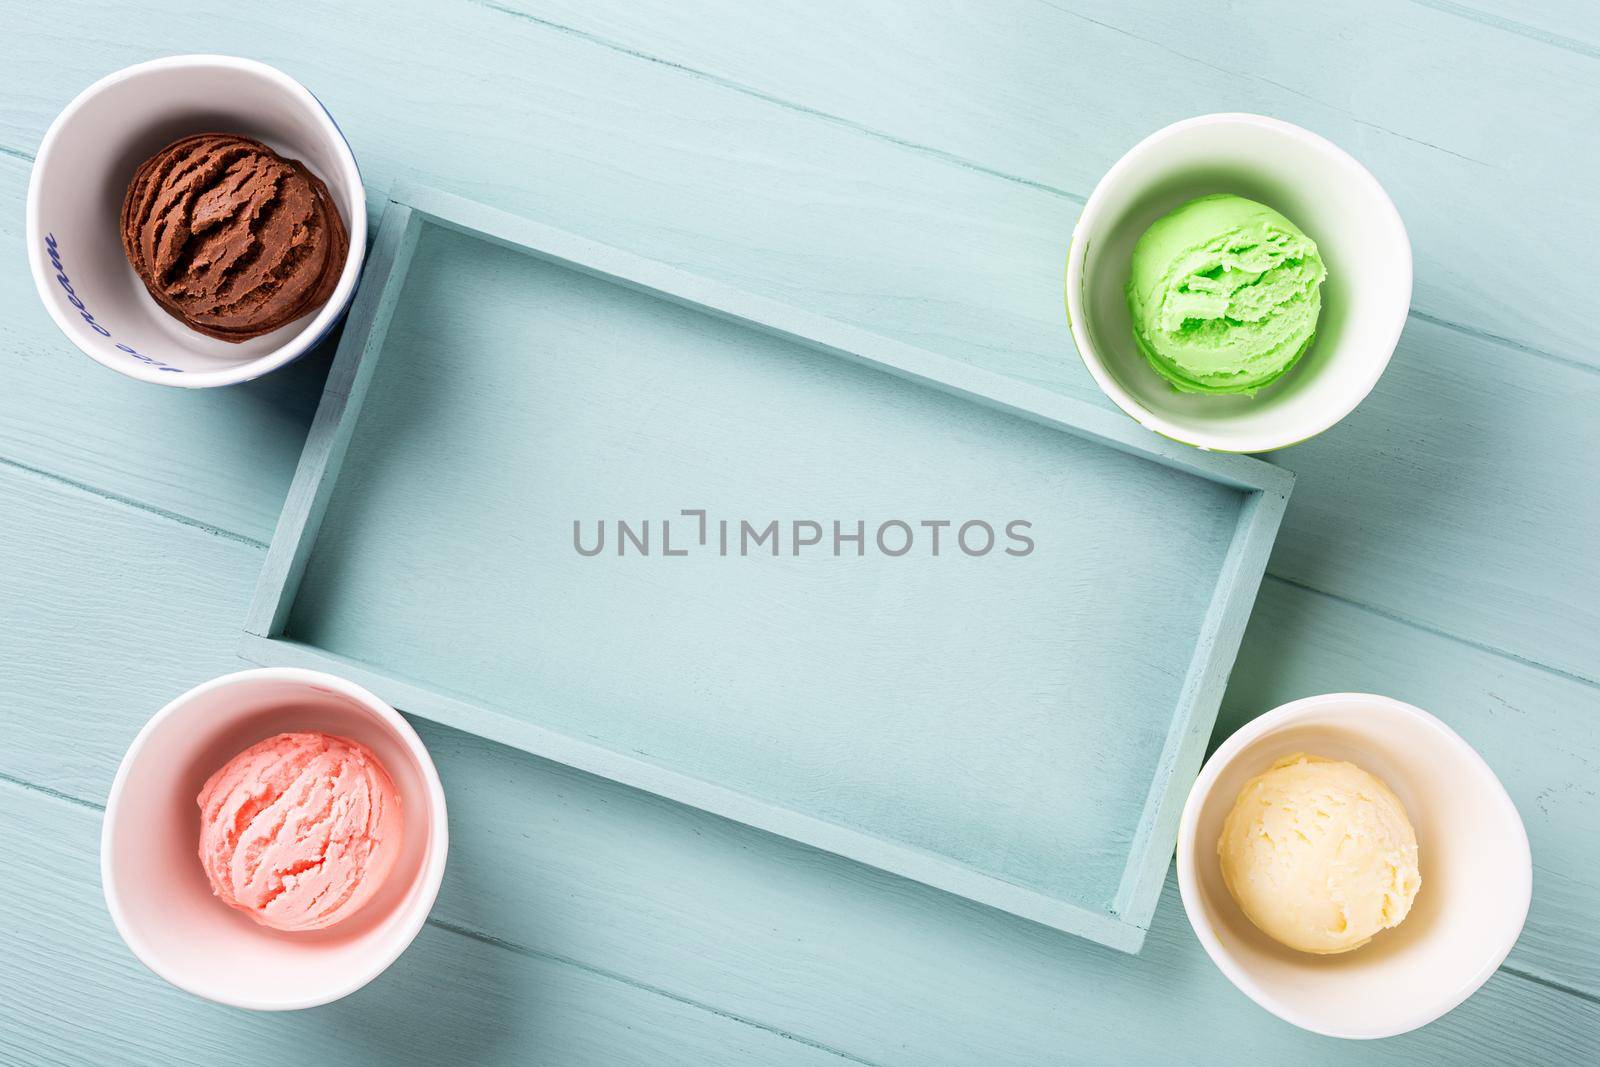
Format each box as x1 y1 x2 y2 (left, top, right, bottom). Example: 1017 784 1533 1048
120 133 350 342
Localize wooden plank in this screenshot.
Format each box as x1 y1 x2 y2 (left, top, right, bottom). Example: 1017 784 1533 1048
499 0 1600 368
1380 1 1600 64
408 719 1600 1066
0 464 264 801
8 776 1596 1067
0 8 1090 391
0 782 859 1067
1269 314 1600 683
1 5 1597 683
2 469 1597 1057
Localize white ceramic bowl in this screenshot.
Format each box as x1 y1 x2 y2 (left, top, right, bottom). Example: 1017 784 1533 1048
1066 114 1411 452
27 55 366 387
1178 693 1530 1039
102 668 448 1010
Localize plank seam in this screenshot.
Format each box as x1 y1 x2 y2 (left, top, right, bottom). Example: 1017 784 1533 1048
1407 0 1600 62
1039 0 1493 166
0 455 267 550
466 0 1600 376
0 770 1594 1012
3 15 1596 371
466 0 1082 202
1263 573 1600 688
0 770 101 813
1502 965 1600 1008
0 773 880 1063
427 918 882 1065
1407 310 1600 375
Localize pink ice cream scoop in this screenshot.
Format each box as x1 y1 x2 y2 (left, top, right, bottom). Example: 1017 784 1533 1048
197 731 403 932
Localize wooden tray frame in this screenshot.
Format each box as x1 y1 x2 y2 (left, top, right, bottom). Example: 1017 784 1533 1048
241 183 1293 952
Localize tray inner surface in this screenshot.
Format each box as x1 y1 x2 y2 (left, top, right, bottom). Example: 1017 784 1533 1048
286 223 1249 914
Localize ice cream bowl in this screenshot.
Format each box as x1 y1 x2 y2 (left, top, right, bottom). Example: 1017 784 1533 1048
1177 693 1530 1039
102 668 448 1010
1066 114 1411 452
27 55 365 387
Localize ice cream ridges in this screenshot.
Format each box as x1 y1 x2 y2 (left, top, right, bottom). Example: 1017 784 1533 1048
1217 753 1420 955
1126 193 1326 396
121 133 349 342
197 732 402 932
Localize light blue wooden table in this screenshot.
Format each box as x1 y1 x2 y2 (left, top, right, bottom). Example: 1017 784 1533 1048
2 2 1597 1062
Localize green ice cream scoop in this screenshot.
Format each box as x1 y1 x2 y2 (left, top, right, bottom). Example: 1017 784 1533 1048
1125 194 1326 396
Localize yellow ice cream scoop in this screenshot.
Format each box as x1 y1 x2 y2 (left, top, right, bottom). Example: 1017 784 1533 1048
1218 753 1420 954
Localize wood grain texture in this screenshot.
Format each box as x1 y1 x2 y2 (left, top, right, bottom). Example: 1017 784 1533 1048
407 714 1600 1065
1 469 1597 1062
0 782 859 1067
0 0 1597 1060
0 465 264 801
506 0 1600 367
1409 0 1600 56
8 751 1598 1067
1266 316 1600 683
1 2 1597 682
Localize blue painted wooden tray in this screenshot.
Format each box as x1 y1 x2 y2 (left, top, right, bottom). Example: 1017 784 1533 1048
241 184 1292 952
